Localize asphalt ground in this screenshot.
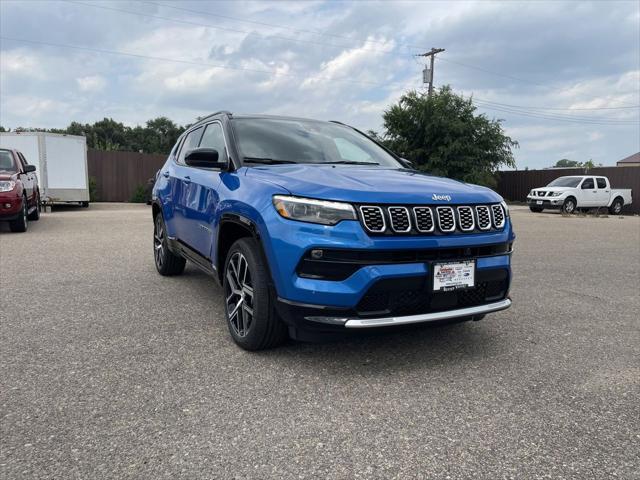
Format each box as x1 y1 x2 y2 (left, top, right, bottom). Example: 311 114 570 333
1 204 639 479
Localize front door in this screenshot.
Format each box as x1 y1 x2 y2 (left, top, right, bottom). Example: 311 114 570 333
179 121 227 259
578 177 597 206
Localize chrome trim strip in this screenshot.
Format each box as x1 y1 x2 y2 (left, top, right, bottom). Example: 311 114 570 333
456 206 475 232
304 299 512 328
412 206 435 233
359 205 386 233
436 206 456 232
388 206 412 232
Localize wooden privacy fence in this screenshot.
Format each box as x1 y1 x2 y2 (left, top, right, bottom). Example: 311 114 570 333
496 166 640 214
88 149 167 202
88 149 639 214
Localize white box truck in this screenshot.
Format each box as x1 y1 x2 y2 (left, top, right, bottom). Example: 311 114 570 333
0 132 90 205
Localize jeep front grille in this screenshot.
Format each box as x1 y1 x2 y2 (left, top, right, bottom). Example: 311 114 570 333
413 207 434 232
476 205 492 230
457 206 475 231
388 206 411 232
359 206 385 232
356 203 506 235
436 207 456 232
491 204 505 228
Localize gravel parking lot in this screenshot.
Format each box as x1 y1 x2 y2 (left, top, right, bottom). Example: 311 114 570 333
1 204 638 479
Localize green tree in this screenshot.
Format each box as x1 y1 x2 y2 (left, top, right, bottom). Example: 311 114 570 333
554 158 581 168
380 87 517 187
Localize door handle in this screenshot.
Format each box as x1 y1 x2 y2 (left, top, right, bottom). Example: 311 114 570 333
162 171 170 178
183 176 191 184
592 190 597 193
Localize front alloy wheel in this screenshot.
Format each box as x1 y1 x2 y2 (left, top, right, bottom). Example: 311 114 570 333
224 252 255 337
562 198 576 214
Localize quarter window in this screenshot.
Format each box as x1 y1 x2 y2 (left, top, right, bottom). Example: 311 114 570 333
596 177 607 189
199 122 227 161
176 127 204 164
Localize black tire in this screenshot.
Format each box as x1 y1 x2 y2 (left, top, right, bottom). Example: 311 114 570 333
27 192 41 221
562 197 576 214
9 196 28 232
153 213 186 276
81 201 89 208
223 237 287 350
609 197 623 215
529 206 543 213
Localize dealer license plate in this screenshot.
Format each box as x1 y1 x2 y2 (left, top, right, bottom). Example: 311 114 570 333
536 200 543 205
433 261 475 292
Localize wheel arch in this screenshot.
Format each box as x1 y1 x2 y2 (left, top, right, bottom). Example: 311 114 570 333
216 213 265 284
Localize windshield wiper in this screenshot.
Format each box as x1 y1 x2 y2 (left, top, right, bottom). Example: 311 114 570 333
321 160 379 165
243 157 297 165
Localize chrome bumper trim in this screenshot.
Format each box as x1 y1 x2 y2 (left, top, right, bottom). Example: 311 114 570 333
305 299 512 328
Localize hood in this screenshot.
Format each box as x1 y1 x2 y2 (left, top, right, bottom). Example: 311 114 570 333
245 165 501 204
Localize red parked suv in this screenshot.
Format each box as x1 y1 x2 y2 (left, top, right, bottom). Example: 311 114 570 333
0 148 41 232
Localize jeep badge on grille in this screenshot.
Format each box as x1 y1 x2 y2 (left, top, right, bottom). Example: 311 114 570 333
432 194 452 201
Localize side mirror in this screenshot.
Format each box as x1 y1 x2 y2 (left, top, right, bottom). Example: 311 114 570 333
399 158 414 169
184 148 227 169
24 164 36 173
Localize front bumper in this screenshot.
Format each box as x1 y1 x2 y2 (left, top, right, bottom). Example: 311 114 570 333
0 193 22 220
527 196 564 208
259 209 515 328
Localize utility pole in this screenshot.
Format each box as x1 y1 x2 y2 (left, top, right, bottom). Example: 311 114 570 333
416 48 445 96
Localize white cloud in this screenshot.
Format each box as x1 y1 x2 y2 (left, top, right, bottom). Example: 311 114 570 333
76 75 106 92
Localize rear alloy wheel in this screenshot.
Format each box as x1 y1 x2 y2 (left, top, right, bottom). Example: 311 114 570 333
562 197 576 214
9 197 28 232
153 213 186 276
609 198 623 215
223 238 287 350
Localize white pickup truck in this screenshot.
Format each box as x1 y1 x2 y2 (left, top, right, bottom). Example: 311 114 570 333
527 175 632 214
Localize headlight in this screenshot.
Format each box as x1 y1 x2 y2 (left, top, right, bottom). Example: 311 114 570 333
500 200 510 218
273 195 356 225
549 192 563 197
0 180 16 192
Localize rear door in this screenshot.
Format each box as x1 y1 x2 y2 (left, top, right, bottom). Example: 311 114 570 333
178 121 226 258
578 177 597 206
594 177 610 206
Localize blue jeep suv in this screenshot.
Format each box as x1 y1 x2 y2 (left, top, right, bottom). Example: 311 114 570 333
152 111 514 350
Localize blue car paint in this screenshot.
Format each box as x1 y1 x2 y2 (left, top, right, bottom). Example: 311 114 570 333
154 118 514 314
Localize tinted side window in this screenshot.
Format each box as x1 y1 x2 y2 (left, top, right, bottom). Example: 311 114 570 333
177 127 204 164
581 178 594 189
199 122 227 161
596 177 607 189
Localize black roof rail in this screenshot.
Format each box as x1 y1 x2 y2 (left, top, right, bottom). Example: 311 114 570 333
193 110 233 126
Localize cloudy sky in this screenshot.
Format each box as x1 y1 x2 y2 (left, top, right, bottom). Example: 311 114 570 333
1 0 638 169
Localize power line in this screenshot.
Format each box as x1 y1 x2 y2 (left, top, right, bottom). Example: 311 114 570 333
66 0 411 58
0 35 419 90
144 0 426 52
472 98 640 111
472 100 639 126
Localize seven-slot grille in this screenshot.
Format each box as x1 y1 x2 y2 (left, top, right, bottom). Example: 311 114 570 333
436 207 456 232
359 206 385 232
476 206 492 230
357 204 506 235
491 204 505 228
388 207 411 232
457 206 475 231
413 207 434 232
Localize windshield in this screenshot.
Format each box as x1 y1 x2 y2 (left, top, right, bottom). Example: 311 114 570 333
0 150 17 173
231 118 401 167
547 176 582 187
